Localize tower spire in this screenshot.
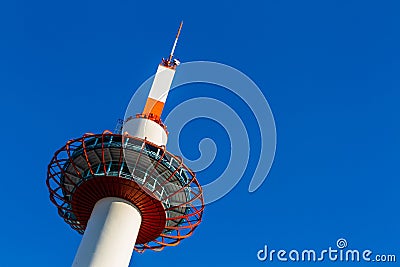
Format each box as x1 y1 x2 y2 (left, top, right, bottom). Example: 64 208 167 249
168 21 183 63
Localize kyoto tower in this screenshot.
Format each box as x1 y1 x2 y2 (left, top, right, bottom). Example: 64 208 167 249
46 22 204 266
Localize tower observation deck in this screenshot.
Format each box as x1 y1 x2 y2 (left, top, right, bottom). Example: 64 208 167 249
46 22 204 266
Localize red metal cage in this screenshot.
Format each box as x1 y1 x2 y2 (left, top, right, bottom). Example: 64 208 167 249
47 130 204 252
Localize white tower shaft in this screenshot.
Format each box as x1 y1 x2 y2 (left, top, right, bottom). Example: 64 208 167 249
72 197 142 267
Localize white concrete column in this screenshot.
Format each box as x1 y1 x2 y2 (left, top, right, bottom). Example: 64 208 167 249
72 197 142 267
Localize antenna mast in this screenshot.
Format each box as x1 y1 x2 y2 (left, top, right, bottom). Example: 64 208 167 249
168 21 183 63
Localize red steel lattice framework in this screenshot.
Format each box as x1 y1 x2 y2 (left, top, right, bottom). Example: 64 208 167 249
47 130 204 252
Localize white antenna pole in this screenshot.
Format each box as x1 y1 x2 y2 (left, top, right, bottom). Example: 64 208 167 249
168 21 183 63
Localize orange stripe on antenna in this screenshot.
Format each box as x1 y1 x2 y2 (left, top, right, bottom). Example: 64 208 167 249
142 97 165 119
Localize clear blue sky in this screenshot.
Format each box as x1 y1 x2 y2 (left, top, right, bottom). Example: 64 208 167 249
0 0 399 266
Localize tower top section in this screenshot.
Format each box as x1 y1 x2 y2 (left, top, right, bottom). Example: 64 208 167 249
136 22 184 135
